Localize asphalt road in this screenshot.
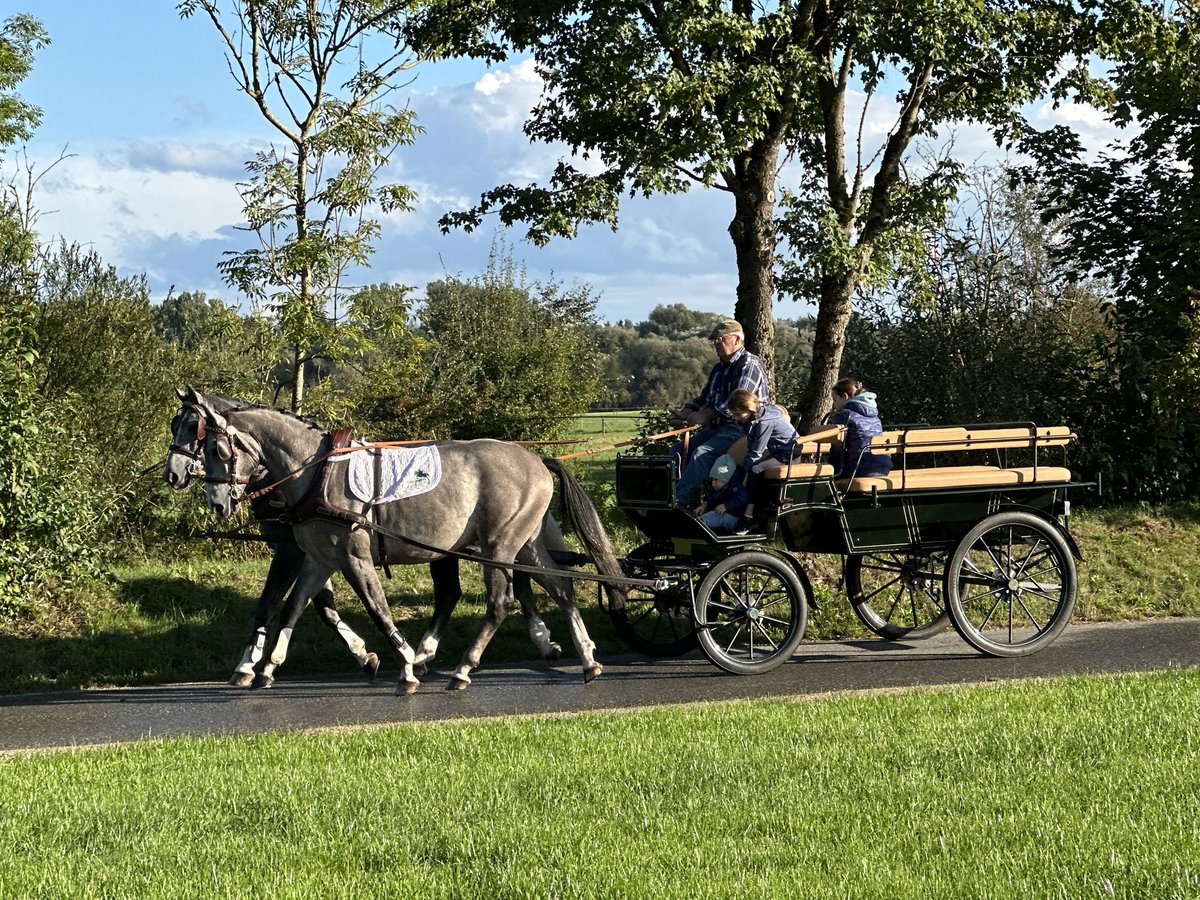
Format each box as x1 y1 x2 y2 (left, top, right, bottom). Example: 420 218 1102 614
2 617 1198 754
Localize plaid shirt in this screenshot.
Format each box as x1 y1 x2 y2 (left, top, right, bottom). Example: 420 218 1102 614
687 347 770 423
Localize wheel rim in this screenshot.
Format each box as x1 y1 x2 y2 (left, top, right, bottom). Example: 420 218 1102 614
948 516 1075 656
847 552 949 640
611 552 700 657
695 553 806 674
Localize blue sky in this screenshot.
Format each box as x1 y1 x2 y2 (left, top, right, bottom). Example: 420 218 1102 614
14 2 1119 325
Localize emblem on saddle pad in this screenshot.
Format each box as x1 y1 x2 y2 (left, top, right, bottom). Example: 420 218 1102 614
345 444 442 504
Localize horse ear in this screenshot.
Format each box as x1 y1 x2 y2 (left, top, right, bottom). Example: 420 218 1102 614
176 387 187 401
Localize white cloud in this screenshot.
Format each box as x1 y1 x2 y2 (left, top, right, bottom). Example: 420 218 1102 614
470 58 542 135
624 216 710 265
29 148 243 271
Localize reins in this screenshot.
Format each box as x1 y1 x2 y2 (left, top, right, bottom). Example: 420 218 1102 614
229 426 701 505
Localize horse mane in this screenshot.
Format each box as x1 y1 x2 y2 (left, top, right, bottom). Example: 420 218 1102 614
213 394 326 434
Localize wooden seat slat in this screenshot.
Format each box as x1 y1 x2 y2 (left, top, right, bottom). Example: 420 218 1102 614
871 425 1075 455
839 465 1073 492
762 463 835 480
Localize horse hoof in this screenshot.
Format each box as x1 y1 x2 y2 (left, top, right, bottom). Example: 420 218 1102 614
544 644 562 663
228 673 254 688
583 665 603 684
251 674 275 690
362 654 380 682
413 661 428 677
446 677 470 692
396 678 420 696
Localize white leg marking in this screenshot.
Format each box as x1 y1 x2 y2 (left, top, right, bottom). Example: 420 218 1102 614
336 620 368 664
235 628 268 675
413 635 440 665
269 627 293 668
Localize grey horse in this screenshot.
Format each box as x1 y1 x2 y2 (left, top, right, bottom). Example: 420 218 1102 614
166 390 565 686
193 394 625 691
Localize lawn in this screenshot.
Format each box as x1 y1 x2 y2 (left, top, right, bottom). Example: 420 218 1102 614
2 669 1198 897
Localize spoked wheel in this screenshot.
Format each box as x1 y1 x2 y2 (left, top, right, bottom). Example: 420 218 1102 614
609 546 700 657
692 551 808 675
944 510 1077 658
846 551 951 640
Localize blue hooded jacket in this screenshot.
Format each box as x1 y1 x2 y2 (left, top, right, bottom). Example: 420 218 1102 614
737 403 799 483
831 391 892 478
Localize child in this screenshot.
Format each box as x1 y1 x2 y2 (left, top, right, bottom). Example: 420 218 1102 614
725 388 800 532
828 377 892 479
694 453 748 533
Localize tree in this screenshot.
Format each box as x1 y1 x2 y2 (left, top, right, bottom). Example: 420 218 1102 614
307 281 428 431
842 171 1109 426
153 289 285 402
1012 1 1200 499
409 0 1095 426
0 17 109 615
179 0 422 411
418 246 606 439
0 14 45 147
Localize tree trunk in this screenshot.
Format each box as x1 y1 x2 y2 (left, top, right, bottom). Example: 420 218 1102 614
728 153 779 390
291 343 304 412
794 272 856 431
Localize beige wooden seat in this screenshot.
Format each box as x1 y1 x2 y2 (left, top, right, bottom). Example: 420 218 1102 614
839 465 1073 492
839 424 1077 493
758 425 843 480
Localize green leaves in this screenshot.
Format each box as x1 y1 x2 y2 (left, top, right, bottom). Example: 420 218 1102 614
0 14 48 147
185 0 422 410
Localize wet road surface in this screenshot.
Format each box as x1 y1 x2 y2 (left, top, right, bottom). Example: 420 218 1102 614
2 617 1197 753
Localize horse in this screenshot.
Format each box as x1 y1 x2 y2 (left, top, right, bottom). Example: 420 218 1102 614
166 390 565 687
192 394 626 691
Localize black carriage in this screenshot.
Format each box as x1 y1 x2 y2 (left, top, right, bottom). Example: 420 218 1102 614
608 422 1086 676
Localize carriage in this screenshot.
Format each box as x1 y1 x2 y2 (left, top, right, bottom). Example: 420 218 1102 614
175 389 1087 689
606 422 1086 676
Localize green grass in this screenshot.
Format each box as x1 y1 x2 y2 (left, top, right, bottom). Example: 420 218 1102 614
2 669 1199 897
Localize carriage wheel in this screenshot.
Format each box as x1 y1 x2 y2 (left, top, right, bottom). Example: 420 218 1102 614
609 546 700 657
692 551 808 676
846 551 951 640
944 511 1077 658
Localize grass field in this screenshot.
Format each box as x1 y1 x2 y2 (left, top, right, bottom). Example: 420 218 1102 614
2 669 1198 897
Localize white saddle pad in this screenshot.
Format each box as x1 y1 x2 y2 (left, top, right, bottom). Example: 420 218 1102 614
346 444 442 504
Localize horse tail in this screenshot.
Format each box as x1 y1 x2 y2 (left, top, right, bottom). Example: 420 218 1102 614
540 457 627 607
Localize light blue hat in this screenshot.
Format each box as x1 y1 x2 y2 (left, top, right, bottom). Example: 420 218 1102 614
709 454 737 480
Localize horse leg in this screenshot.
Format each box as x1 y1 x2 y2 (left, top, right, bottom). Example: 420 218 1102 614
230 541 302 687
413 557 461 674
338 550 420 695
252 561 332 689
515 571 561 662
418 557 558 670
447 564 516 690
527 539 602 683
312 582 380 681
518 511 572 662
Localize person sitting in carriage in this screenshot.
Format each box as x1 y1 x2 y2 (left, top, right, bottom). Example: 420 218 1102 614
668 318 769 506
722 387 800 533
694 453 749 534
827 376 893 479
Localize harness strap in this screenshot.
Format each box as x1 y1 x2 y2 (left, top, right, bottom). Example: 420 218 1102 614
281 428 365 526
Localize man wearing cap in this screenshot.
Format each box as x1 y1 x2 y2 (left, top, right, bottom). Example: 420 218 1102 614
669 318 769 505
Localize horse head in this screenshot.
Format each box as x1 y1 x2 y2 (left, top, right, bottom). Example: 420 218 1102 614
197 400 264 519
164 387 210 489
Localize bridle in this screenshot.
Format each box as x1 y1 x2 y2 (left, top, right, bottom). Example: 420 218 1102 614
199 416 264 506
168 404 208 479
